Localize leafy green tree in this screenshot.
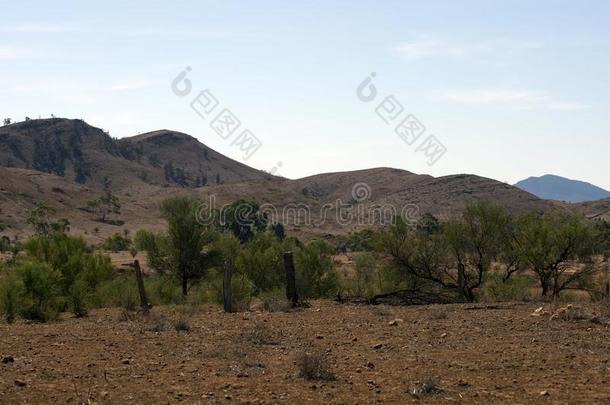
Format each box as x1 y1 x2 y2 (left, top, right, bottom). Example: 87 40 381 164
443 201 512 301
515 212 597 296
26 202 56 236
137 196 218 296
221 199 268 243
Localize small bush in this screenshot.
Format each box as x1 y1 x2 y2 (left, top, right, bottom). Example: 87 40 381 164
19 261 62 322
173 318 191 333
243 323 281 345
145 276 184 305
0 271 21 323
411 377 443 396
481 273 532 302
69 279 89 317
296 349 335 381
101 233 132 252
259 289 292 312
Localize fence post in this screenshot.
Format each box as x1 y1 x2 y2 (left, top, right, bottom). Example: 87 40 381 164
223 265 233 313
133 260 150 313
284 251 299 306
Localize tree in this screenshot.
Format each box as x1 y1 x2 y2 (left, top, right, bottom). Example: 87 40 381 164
443 201 512 301
377 216 455 294
213 232 241 312
221 199 268 243
516 212 597 297
87 190 121 222
26 202 56 237
2 118 11 126
161 197 214 296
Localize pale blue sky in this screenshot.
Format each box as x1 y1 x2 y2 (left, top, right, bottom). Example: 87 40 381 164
1 0 609 188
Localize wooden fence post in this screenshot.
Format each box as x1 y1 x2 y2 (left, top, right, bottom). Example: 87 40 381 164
223 265 233 313
284 251 299 306
133 260 150 313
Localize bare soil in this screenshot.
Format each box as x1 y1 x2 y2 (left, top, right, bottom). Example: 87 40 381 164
1 301 610 404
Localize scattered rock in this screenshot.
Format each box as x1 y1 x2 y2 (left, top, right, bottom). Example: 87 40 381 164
14 379 26 387
122 358 131 365
440 333 447 338
2 355 15 364
388 318 403 326
540 390 550 396
372 343 383 350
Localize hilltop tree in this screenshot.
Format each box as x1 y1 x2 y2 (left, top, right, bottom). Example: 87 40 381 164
3 118 11 126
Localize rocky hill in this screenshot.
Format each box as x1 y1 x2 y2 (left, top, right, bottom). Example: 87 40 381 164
0 118 272 190
0 118 566 242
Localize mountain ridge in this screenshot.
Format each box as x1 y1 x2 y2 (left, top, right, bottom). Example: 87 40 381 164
514 174 610 203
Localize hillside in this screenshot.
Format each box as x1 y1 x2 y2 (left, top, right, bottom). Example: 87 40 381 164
514 174 610 203
0 118 563 242
0 118 272 190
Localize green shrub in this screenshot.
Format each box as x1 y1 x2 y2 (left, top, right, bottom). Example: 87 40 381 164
295 240 339 298
92 276 139 310
101 233 132 252
145 275 184 305
69 279 89 317
210 270 254 311
481 272 532 302
18 261 62 322
0 270 21 323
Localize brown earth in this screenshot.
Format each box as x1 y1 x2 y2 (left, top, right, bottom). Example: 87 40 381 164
1 301 609 404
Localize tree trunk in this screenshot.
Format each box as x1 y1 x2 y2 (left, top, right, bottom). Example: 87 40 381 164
182 272 188 296
284 251 299 306
223 266 233 313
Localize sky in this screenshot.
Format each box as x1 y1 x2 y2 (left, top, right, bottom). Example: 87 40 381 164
1 0 609 189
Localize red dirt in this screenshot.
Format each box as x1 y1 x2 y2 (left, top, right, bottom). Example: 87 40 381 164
1 301 609 404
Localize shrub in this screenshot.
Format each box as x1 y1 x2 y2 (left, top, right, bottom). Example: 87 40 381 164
0 270 21 323
18 261 62 322
296 349 336 381
295 240 339 298
210 271 254 311
259 288 292 312
69 279 89 317
353 252 380 298
173 318 191 333
481 272 532 302
101 233 132 252
92 276 138 310
145 275 184 305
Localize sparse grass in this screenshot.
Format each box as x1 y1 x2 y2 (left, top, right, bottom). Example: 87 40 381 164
260 289 292 312
242 322 281 345
427 308 448 320
296 349 336 381
411 377 443 397
173 318 191 333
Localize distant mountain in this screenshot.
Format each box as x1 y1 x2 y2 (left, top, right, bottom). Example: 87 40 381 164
0 118 272 190
514 175 610 203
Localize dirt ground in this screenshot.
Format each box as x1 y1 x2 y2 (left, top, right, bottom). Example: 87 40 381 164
1 301 610 404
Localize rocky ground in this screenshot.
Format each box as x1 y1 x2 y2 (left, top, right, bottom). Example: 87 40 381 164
1 301 610 404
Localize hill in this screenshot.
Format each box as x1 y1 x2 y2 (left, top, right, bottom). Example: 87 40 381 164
0 118 272 190
0 118 562 242
514 174 610 203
